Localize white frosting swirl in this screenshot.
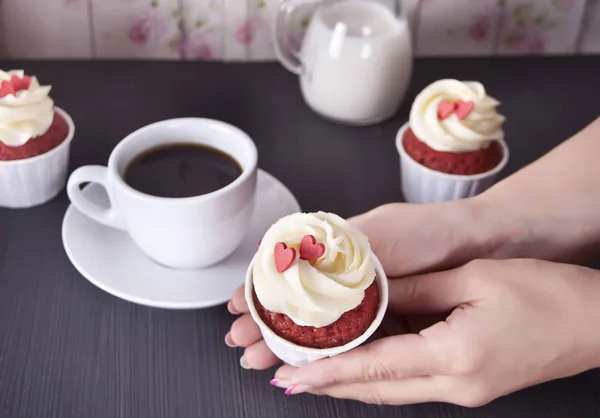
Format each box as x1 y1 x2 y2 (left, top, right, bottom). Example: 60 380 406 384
253 212 375 328
0 69 55 146
409 79 505 152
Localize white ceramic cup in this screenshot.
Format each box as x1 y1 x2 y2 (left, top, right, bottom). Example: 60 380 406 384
0 107 75 209
67 118 258 270
396 122 509 204
274 0 413 125
245 251 389 367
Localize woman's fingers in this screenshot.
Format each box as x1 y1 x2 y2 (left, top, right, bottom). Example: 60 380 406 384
388 268 473 315
227 284 249 315
306 377 446 405
228 312 281 370
241 340 281 370
271 271 470 387
275 333 443 388
228 314 262 347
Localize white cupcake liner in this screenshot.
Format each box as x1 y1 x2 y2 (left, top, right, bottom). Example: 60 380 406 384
245 251 389 367
396 122 509 204
0 107 75 209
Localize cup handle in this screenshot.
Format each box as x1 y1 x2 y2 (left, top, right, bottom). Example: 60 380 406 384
273 0 320 75
67 166 126 230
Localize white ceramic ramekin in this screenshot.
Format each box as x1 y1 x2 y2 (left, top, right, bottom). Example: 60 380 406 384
0 107 75 209
245 251 389 367
396 122 509 204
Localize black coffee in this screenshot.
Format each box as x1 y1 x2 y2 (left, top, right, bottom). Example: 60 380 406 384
124 143 242 198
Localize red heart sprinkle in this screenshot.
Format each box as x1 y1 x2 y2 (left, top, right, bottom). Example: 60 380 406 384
299 235 325 261
274 242 296 273
0 80 16 98
455 100 474 120
437 99 456 120
257 241 261 248
10 75 31 92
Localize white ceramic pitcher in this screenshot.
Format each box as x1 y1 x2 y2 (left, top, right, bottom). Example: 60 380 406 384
274 0 413 125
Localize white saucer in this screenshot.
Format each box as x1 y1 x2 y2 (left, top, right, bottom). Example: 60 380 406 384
62 169 301 309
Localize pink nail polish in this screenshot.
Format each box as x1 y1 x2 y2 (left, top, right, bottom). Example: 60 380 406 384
284 385 296 396
270 379 281 386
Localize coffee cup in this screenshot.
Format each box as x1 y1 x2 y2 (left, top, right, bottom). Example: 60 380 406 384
66 118 258 270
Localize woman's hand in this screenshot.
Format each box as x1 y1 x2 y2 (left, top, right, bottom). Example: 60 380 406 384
271 259 600 406
227 117 600 375
226 200 497 369
346 200 497 277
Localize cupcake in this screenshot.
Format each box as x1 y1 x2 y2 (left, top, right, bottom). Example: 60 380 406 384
396 79 509 204
0 69 75 208
245 211 389 367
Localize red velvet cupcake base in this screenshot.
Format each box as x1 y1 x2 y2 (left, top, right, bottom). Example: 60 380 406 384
253 281 380 349
402 127 503 175
0 111 69 161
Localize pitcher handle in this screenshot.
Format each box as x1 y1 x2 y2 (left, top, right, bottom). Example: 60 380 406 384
273 0 320 75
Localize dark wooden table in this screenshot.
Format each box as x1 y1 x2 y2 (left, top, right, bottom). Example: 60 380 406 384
1 57 599 418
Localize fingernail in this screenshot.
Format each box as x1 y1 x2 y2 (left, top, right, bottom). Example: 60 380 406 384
240 356 251 370
270 379 291 389
227 301 239 315
224 333 236 348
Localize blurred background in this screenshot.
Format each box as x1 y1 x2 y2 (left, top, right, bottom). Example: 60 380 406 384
0 0 598 60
